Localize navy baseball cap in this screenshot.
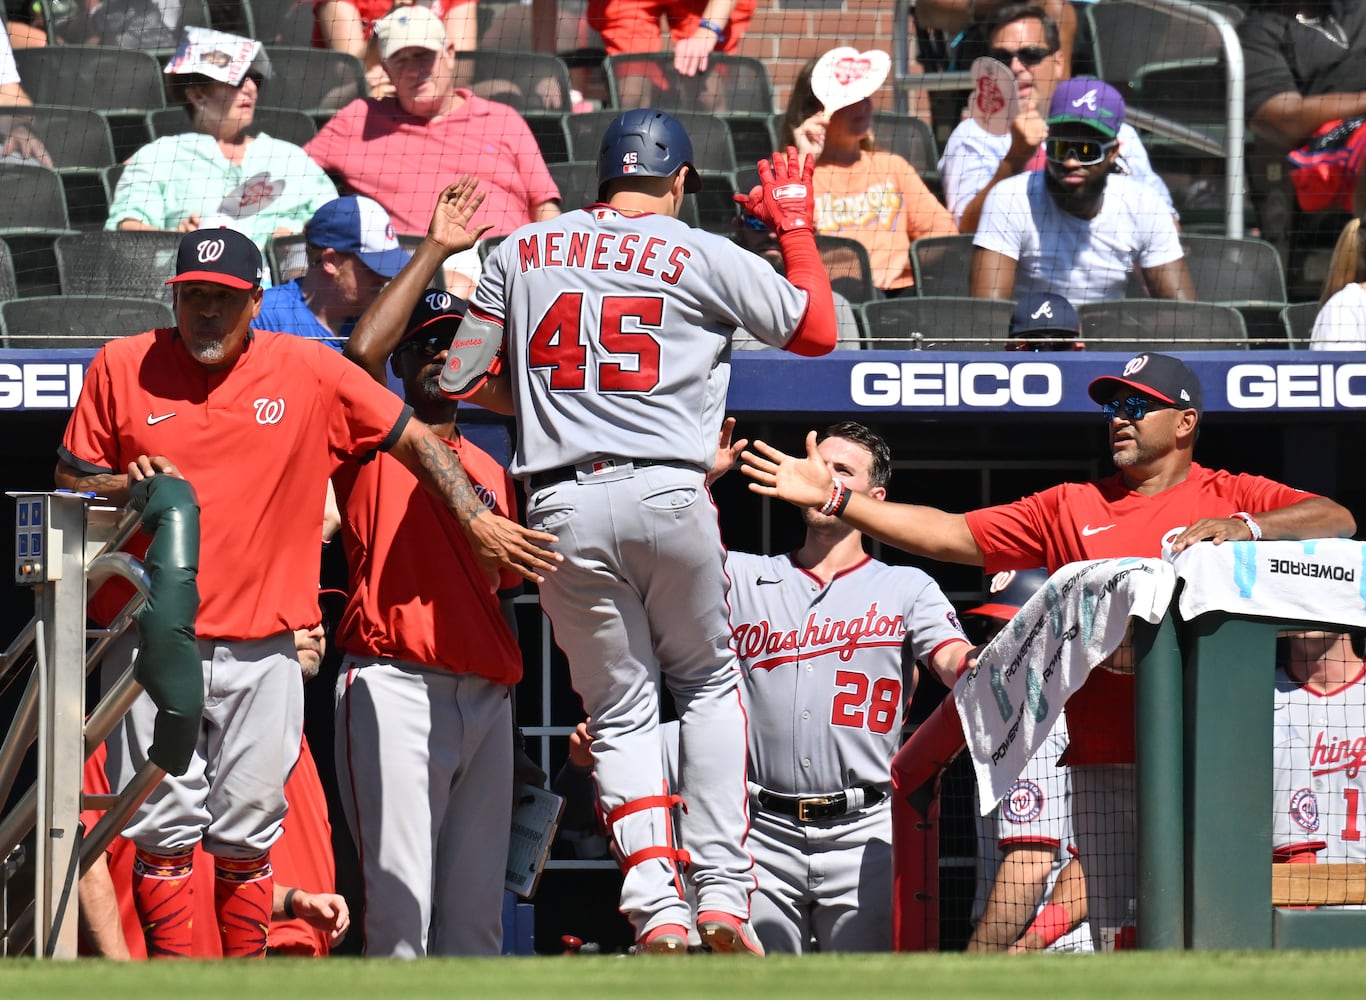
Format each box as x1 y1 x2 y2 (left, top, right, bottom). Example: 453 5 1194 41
1047 78 1125 139
966 568 1048 621
1009 292 1079 336
1088 351 1203 414
400 287 468 347
305 196 411 279
166 228 263 290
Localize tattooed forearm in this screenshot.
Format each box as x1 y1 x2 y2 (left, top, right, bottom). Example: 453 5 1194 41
54 463 130 504
410 427 486 525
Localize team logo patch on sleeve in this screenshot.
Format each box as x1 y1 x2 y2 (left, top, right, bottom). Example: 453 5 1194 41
1290 788 1320 833
1003 779 1044 823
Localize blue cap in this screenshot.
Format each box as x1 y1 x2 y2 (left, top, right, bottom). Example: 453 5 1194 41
1009 292 1080 335
304 196 410 279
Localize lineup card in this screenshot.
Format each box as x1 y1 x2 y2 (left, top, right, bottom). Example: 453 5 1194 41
506 784 567 899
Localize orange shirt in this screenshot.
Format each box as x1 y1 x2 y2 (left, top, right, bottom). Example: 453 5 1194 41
333 432 524 684
964 464 1314 765
61 328 408 640
813 149 958 292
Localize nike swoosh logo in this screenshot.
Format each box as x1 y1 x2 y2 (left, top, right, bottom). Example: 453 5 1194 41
146 413 176 425
755 577 783 586
1081 524 1116 536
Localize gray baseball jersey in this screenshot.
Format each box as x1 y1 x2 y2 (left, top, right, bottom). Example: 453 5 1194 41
728 551 967 795
1273 665 1366 865
727 550 967 953
469 207 811 477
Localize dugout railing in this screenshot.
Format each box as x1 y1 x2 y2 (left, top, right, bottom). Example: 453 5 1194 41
0 482 201 958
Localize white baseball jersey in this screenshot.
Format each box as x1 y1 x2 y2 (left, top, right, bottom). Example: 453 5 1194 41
1273 664 1366 863
727 551 968 794
470 207 812 477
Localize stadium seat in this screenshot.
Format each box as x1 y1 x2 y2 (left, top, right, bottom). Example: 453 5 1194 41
872 111 940 181
860 297 1014 350
454 50 574 114
816 235 877 306
910 234 975 298
20 107 116 170
0 295 174 348
1280 302 1319 348
249 0 313 47
260 47 367 120
0 163 70 233
604 54 773 116
1077 299 1248 350
14 47 165 161
147 107 318 147
525 113 571 165
548 161 597 212
568 110 736 174
0 240 18 302
725 117 778 177
206 0 254 36
55 231 184 305
691 170 738 233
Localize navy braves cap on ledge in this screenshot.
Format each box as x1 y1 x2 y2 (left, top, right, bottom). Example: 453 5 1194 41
166 228 264 290
1088 351 1203 414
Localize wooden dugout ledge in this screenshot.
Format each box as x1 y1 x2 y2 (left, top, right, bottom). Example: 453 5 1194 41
1272 864 1366 907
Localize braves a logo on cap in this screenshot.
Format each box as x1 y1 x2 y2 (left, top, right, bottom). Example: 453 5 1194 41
1030 301 1054 321
197 238 226 263
1071 88 1099 111
1003 778 1045 823
426 290 453 311
1122 354 1150 377
254 397 285 425
1290 787 1320 833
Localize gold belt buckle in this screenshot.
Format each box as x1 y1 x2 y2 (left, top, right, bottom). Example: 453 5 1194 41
797 795 837 823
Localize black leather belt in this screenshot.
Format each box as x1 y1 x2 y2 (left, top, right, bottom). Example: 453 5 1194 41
754 787 886 824
528 459 661 493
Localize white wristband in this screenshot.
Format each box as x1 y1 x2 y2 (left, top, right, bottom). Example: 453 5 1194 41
1230 511 1262 541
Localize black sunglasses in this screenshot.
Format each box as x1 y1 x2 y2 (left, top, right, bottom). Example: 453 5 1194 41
988 45 1055 68
1044 136 1118 166
1101 396 1176 422
395 333 450 358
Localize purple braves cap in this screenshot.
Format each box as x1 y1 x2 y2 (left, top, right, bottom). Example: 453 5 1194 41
1047 78 1125 139
305 196 411 279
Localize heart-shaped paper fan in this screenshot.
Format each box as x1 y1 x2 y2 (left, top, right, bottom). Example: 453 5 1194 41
969 56 1021 137
811 47 891 115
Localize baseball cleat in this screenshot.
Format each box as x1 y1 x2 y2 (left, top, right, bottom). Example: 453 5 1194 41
638 922 690 954
697 911 764 956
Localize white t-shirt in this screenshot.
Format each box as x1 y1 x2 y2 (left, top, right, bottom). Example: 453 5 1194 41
939 118 1176 226
1310 283 1366 350
973 171 1185 304
0 30 19 87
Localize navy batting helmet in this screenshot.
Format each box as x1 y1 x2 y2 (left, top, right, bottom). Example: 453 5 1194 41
596 109 703 199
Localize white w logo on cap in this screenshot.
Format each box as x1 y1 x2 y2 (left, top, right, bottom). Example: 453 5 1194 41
1030 302 1054 320
197 238 226 263
425 291 452 311
1122 355 1150 376
1071 88 1098 110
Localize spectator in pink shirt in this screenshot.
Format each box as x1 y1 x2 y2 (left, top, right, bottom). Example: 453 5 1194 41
305 5 559 294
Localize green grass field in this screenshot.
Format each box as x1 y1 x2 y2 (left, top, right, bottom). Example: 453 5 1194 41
4 952 1366 999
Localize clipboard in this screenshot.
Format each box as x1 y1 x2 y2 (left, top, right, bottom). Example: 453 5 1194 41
505 784 566 899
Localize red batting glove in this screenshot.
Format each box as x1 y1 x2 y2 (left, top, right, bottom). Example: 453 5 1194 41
732 147 816 234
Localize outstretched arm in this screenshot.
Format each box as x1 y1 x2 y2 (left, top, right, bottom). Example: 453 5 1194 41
345 176 490 384
1170 496 1356 553
389 416 560 583
742 431 985 565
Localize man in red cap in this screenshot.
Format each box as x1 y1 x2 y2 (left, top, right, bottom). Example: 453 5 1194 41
742 350 1355 949
56 226 557 959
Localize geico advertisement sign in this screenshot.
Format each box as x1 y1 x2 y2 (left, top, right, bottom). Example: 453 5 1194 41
1226 363 1366 408
851 361 1063 407
0 363 84 408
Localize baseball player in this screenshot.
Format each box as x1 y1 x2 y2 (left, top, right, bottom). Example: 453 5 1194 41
332 176 524 957
725 421 971 953
964 569 1091 953
56 228 557 959
1273 629 1366 888
741 351 1355 949
438 109 839 953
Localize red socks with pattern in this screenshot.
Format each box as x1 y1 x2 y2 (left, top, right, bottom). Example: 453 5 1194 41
132 847 196 958
213 854 273 958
